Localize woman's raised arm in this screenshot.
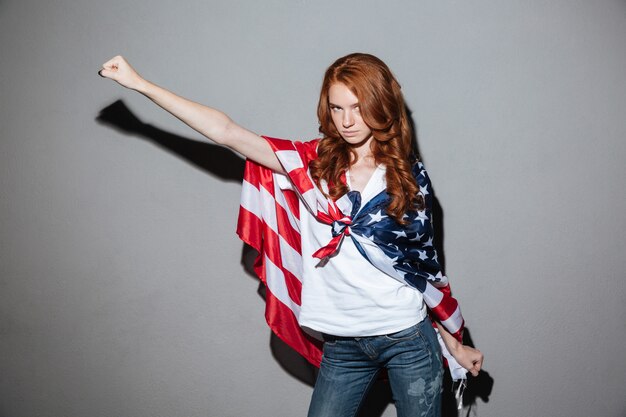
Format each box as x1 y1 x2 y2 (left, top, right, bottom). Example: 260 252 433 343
99 56 284 173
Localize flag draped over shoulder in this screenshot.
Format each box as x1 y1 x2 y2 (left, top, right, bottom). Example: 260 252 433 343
237 136 467 380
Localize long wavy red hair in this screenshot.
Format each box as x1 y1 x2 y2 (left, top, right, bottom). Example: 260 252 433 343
310 53 423 224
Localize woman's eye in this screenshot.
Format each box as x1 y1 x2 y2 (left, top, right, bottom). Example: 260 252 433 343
330 106 341 112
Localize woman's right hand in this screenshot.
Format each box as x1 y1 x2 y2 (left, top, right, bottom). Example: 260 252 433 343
99 55 145 91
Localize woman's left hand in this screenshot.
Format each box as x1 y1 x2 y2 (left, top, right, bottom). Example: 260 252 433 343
451 345 483 377
435 322 484 376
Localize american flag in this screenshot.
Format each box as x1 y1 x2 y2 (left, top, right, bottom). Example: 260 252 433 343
237 136 467 380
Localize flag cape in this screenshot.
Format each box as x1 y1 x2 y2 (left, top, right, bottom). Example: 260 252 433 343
237 136 468 380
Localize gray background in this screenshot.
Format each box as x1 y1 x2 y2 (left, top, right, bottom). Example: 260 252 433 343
1 1 625 416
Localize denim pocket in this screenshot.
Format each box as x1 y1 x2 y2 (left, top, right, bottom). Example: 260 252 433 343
383 323 421 341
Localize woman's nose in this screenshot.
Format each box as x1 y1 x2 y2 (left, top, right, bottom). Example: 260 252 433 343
342 110 354 128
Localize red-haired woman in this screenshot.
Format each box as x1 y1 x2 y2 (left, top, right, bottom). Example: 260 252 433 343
100 53 483 417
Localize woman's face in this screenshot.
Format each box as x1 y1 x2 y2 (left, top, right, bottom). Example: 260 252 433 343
328 82 373 147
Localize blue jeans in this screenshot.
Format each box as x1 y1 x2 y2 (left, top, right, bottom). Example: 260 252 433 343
307 318 443 417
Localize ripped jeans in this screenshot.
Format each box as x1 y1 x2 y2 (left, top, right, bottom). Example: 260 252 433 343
307 317 443 417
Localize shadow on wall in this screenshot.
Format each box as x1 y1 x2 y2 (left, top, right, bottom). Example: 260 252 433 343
96 100 245 182
97 101 494 417
429 170 495 417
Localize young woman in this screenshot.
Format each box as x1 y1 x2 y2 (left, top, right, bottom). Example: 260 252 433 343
99 53 483 417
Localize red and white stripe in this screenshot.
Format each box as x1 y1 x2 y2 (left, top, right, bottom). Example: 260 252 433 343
237 139 323 366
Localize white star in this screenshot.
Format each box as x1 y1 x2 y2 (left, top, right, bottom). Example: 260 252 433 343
423 236 433 247
432 252 438 263
418 250 428 261
392 230 407 239
419 183 430 196
367 210 387 224
415 210 428 226
410 232 424 242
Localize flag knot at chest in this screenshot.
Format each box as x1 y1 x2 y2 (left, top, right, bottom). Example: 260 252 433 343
331 218 351 237
312 205 352 260
311 189 361 260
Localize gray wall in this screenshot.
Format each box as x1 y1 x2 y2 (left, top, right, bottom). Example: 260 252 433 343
1 1 625 416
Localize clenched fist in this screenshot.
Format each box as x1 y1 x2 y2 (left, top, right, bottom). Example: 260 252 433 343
99 55 145 91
